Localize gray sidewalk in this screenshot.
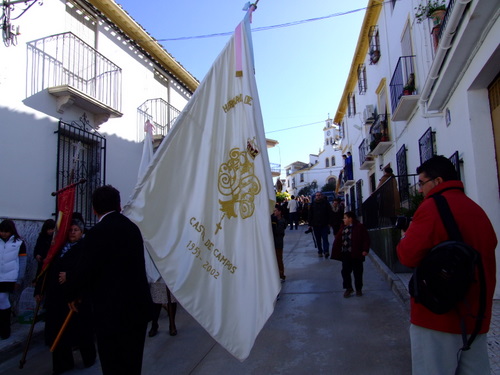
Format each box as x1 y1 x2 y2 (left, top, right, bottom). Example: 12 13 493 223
0 225 498 374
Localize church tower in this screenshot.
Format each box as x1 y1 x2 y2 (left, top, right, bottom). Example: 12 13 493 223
323 115 339 148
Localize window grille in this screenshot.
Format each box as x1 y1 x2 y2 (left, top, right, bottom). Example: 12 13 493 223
418 127 436 164
347 93 356 117
350 186 356 212
396 145 410 203
326 158 329 168
358 64 367 94
355 180 363 218
56 115 106 228
369 26 381 64
449 151 461 181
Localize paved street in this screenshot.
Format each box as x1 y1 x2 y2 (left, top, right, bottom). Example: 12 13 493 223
0 224 497 374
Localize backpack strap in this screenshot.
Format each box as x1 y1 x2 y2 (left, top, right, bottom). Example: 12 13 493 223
463 254 486 350
431 194 462 241
431 193 486 353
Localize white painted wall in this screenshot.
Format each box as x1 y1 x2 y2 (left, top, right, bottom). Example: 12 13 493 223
0 0 193 221
336 0 500 298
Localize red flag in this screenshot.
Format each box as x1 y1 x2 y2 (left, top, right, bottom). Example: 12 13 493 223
39 183 77 277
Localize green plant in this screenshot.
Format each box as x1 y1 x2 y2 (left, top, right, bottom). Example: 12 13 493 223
321 182 336 192
403 84 415 93
398 190 424 218
415 0 446 23
298 185 314 197
275 191 291 203
403 73 416 93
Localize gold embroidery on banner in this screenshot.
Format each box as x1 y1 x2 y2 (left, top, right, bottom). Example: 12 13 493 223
215 144 261 234
222 94 253 113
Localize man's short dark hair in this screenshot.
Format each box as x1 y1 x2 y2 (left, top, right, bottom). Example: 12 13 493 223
416 155 458 182
92 185 121 215
344 211 357 220
384 167 393 174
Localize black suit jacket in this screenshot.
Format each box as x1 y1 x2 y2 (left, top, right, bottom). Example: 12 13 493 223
71 211 152 335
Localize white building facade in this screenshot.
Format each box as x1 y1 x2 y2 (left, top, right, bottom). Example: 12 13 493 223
284 117 344 197
0 0 197 287
334 0 499 297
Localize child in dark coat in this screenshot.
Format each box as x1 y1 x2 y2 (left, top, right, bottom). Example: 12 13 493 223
331 211 370 297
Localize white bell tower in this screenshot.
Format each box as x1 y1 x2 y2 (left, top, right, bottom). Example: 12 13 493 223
323 115 339 147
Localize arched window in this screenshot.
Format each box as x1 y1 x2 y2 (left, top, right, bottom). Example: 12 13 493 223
331 156 336 166
325 158 330 168
327 177 337 191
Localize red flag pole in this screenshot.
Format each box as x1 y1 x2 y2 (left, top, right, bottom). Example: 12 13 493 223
19 272 47 369
50 310 75 352
37 179 86 281
51 178 86 196
20 178 86 368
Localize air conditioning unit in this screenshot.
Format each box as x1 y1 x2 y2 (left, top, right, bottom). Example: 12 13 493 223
363 105 375 124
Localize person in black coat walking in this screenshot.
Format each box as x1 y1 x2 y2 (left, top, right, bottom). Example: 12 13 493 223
33 219 56 280
307 192 333 257
68 185 152 375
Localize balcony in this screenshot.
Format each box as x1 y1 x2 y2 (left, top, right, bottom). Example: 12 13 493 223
137 98 181 144
369 114 392 155
424 0 498 111
389 56 420 121
359 138 375 170
270 163 281 177
27 32 122 126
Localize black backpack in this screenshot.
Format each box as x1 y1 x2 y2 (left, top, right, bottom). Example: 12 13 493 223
408 193 486 350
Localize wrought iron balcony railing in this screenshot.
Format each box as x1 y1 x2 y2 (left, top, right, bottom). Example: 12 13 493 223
359 138 375 170
389 55 420 121
369 114 392 155
270 163 281 175
27 32 122 113
362 174 420 230
137 98 181 142
389 55 416 109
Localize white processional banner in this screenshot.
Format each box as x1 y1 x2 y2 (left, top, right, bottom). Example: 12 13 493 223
123 10 281 361
138 120 161 284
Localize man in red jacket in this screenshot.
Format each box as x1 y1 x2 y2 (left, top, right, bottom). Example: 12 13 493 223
397 156 497 375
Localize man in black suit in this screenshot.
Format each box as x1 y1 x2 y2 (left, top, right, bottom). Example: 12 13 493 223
69 185 152 375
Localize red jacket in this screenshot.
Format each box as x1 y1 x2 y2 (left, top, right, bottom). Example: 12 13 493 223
397 181 497 334
331 220 370 261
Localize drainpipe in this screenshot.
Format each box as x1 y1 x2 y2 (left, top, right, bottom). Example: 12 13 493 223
419 0 472 117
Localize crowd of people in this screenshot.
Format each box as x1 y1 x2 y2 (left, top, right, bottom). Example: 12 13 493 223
1 186 180 375
273 191 371 299
1 156 497 375
272 156 497 374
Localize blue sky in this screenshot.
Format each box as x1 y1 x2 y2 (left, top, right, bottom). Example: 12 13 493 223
117 0 368 178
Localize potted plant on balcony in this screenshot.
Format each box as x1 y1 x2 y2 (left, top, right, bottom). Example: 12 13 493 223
403 84 415 96
415 0 446 25
403 73 416 95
